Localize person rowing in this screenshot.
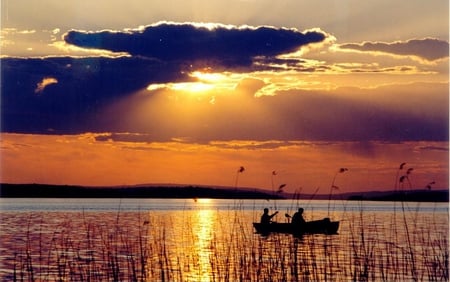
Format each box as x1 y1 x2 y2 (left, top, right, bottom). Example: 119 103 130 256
260 208 278 225
291 208 306 226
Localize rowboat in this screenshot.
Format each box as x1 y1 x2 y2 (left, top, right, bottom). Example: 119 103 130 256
253 218 339 235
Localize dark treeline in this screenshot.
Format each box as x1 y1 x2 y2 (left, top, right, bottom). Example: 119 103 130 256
0 183 283 199
0 183 448 202
347 190 449 202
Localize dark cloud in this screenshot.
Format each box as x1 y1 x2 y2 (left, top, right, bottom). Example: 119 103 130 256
248 85 448 142
1 23 328 134
1 54 448 142
1 24 447 142
94 133 295 150
92 83 447 142
94 133 176 143
1 56 189 133
340 38 449 61
64 23 326 67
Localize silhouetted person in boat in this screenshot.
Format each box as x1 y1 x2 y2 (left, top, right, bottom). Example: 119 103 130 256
291 208 306 226
261 208 278 224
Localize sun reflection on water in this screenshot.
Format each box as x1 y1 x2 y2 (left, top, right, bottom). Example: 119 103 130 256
183 199 217 282
2 200 448 281
192 209 214 282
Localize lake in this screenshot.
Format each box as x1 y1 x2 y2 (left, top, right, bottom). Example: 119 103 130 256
0 198 448 281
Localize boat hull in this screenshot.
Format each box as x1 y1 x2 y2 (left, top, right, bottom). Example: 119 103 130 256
253 218 339 235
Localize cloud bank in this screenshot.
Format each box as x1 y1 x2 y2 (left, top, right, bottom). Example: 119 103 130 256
1 23 448 142
1 56 189 133
64 22 326 67
340 38 449 61
3 54 447 142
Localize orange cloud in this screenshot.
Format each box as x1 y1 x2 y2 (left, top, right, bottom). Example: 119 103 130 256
1 133 447 194
339 38 449 62
34 77 58 94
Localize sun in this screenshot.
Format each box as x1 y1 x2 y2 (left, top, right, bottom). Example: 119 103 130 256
170 81 214 92
174 71 230 94
146 80 214 94
146 71 240 96
196 198 212 204
191 71 226 82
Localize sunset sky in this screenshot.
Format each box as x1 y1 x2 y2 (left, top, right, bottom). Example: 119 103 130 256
1 0 448 194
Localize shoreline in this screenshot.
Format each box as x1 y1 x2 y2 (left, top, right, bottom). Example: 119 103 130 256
0 183 448 202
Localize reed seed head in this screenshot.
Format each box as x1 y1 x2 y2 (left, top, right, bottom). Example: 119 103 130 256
339 168 348 173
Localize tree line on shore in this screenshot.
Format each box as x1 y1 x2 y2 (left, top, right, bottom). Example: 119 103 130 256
0 183 448 202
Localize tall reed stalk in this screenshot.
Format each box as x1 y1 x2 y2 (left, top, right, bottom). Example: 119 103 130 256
3 197 448 281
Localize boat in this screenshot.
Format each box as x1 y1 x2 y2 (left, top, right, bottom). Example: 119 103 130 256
253 218 339 236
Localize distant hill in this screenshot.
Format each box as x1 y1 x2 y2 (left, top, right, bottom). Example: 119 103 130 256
0 183 283 199
0 183 448 202
342 189 449 202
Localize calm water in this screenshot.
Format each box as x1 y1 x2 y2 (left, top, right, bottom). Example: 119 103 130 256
0 198 448 281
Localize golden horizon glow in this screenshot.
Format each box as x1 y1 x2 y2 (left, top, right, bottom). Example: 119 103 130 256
1 133 448 194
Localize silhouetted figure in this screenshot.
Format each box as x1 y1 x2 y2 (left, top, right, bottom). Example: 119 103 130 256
260 208 278 224
291 208 305 226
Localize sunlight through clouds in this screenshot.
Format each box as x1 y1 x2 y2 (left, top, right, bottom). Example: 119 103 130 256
146 71 241 95
50 40 130 57
0 0 448 192
171 82 214 92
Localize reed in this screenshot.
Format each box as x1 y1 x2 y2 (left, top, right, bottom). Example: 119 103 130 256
3 198 448 281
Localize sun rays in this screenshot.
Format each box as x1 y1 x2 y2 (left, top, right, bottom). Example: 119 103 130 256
146 71 240 97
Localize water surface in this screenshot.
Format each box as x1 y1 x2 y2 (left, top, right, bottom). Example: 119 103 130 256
0 198 448 281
